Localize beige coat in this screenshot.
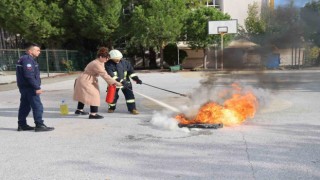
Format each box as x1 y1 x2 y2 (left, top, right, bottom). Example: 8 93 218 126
73 59 117 106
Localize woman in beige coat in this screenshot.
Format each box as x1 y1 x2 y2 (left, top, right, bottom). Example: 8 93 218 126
73 47 121 119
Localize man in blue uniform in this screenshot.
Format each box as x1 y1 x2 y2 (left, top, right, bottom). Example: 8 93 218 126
105 49 142 115
16 43 54 132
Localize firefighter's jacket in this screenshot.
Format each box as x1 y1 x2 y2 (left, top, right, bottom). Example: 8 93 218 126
105 59 139 85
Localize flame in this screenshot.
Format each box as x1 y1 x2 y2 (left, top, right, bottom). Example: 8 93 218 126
175 84 258 126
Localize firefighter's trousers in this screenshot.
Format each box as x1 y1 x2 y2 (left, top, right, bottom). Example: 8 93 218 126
108 86 136 112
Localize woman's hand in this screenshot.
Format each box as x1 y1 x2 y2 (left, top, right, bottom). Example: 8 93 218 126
115 82 122 87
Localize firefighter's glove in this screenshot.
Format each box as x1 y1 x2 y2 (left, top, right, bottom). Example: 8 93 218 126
135 79 142 84
132 76 142 84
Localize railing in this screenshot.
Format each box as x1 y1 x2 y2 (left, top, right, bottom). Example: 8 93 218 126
0 49 83 74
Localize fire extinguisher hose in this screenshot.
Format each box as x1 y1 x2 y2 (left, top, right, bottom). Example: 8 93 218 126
142 83 187 97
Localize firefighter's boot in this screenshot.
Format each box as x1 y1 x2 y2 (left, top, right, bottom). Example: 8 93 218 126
130 109 139 115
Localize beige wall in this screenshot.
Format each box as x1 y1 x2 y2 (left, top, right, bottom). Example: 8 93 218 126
180 49 204 69
180 48 220 69
278 48 304 66
179 46 305 69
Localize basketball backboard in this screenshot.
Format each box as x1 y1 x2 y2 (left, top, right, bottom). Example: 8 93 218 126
208 20 238 34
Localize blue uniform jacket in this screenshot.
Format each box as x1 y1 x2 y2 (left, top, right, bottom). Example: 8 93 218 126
16 54 41 90
105 59 138 83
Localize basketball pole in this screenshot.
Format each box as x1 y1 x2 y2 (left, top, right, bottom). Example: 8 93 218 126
220 32 225 70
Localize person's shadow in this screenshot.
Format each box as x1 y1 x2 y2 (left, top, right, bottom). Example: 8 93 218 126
0 127 19 131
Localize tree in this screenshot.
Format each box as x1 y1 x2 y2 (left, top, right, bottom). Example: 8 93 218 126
245 1 303 47
269 3 302 48
301 0 320 46
243 1 305 67
163 43 188 66
129 0 188 68
184 7 231 68
185 0 210 8
244 2 266 44
0 0 64 47
0 0 122 49
61 0 122 50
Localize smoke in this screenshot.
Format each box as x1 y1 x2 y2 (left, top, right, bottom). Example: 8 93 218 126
251 85 272 108
150 111 190 132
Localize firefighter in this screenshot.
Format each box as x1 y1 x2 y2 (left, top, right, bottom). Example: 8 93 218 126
105 49 142 115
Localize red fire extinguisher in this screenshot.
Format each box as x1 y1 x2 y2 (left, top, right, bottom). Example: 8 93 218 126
106 84 116 103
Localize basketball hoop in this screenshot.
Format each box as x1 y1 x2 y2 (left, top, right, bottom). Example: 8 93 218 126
208 20 238 70
218 27 228 34
208 20 237 35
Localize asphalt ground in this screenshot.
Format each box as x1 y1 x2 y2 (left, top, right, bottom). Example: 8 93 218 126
0 69 319 179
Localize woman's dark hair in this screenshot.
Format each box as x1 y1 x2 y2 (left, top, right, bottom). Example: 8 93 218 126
97 47 109 58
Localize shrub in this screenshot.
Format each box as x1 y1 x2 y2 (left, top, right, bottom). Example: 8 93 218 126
61 59 74 73
163 43 188 66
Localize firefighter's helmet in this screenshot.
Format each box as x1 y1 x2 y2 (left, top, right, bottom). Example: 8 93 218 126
109 49 123 62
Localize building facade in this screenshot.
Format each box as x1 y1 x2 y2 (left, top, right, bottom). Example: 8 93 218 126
204 0 271 27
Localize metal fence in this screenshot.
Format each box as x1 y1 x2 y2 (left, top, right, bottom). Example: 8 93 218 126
0 49 84 72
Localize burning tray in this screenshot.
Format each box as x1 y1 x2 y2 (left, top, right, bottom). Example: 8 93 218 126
178 123 223 129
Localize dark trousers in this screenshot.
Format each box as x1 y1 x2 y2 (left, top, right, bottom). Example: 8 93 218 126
18 88 44 126
108 86 136 111
77 102 98 113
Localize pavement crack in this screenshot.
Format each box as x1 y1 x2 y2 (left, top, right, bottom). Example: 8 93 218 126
240 129 256 180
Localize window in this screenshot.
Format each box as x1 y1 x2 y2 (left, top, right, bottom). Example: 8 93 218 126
206 0 221 9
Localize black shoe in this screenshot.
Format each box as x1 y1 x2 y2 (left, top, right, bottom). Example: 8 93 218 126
17 124 35 131
35 124 54 132
89 114 104 119
75 110 89 115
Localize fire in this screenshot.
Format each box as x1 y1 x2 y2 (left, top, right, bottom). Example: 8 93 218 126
175 84 258 126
